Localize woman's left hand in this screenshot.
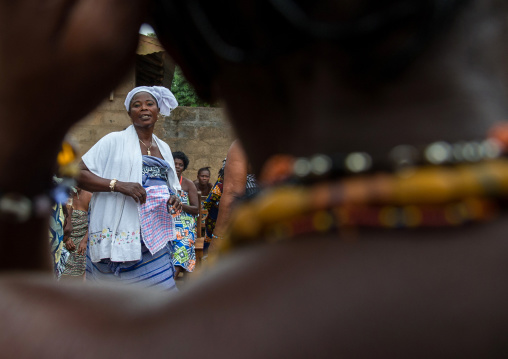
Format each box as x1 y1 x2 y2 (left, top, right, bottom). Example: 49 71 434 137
168 195 182 215
64 238 76 251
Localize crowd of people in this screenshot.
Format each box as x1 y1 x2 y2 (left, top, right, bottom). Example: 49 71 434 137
49 87 223 285
50 89 229 286
3 0 508 357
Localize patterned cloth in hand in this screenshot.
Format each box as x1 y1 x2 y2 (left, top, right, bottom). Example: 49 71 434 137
139 185 176 255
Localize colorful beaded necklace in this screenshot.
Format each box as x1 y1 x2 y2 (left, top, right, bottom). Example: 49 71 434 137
221 123 508 251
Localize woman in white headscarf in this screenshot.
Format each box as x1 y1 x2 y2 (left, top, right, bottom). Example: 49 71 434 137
78 86 182 292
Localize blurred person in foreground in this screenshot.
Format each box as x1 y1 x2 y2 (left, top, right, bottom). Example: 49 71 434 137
203 140 258 253
2 0 508 358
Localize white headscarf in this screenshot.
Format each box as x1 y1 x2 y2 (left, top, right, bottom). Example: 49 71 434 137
124 86 178 116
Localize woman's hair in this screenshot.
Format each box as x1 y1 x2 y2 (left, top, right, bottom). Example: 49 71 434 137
198 167 211 176
152 0 472 97
172 151 190 170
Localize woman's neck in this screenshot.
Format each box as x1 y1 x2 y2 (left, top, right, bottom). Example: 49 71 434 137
219 8 508 175
289 78 505 155
134 126 154 143
226 59 508 175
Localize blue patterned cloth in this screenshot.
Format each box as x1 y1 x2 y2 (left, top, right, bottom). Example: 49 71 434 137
171 190 196 272
49 202 69 279
142 156 171 187
86 243 177 292
85 155 177 292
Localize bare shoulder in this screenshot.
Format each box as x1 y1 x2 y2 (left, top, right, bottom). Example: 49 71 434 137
181 176 195 192
81 190 92 202
73 190 92 211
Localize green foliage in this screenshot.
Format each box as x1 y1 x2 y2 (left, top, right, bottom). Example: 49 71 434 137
171 66 212 107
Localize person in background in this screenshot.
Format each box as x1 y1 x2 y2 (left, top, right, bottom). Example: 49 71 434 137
49 201 70 280
194 167 212 197
49 177 71 280
202 160 225 251
61 187 92 280
194 166 212 240
172 151 199 277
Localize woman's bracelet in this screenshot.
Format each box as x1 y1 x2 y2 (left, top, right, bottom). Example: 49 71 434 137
109 179 118 192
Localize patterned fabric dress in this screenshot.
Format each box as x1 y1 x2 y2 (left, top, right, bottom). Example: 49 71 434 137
203 159 258 252
85 156 178 292
171 190 196 272
62 209 88 276
49 202 70 279
203 160 225 249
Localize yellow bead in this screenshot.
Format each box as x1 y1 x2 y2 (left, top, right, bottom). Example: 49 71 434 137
57 141 77 167
229 205 260 239
256 187 309 224
393 167 457 204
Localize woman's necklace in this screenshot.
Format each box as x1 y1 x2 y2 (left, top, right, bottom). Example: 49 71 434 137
139 138 153 156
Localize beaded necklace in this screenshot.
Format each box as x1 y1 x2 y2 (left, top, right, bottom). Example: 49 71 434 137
222 123 508 251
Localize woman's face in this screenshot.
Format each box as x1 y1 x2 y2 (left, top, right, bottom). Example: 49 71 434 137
174 158 185 177
197 170 210 185
129 92 159 128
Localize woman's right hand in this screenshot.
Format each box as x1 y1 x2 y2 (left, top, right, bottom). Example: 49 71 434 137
77 236 88 256
115 181 147 204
